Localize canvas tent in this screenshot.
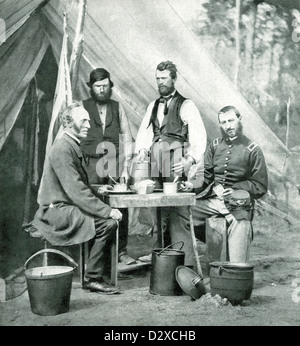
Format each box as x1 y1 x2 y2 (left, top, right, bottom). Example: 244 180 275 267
0 0 299 278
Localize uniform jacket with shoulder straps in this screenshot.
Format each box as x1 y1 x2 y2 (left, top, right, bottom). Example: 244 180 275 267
195 135 268 200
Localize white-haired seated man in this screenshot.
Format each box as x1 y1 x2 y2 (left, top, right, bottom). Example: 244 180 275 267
32 101 122 294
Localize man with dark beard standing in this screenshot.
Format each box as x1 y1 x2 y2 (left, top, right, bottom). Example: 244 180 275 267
134 61 207 268
81 68 136 266
181 105 268 262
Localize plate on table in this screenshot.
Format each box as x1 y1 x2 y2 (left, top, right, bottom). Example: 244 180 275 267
91 184 134 194
107 190 135 195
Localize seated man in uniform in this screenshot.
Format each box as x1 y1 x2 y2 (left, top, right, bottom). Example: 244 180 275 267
181 105 268 262
32 101 122 294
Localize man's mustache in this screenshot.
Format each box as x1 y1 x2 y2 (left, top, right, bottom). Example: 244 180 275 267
90 88 112 102
220 122 243 137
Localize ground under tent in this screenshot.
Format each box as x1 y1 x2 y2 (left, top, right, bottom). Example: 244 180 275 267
0 0 300 289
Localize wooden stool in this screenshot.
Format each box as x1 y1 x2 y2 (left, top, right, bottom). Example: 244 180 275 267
37 239 88 289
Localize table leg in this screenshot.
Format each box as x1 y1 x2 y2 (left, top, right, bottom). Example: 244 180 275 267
110 220 119 286
156 207 163 248
188 206 203 278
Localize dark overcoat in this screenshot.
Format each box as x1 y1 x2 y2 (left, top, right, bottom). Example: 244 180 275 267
33 133 112 246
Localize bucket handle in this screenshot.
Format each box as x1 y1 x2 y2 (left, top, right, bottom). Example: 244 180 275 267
157 241 184 256
24 249 78 271
218 266 253 276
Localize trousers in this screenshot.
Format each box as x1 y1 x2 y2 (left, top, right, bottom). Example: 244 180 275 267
191 197 252 262
85 218 117 279
164 206 197 268
149 143 195 266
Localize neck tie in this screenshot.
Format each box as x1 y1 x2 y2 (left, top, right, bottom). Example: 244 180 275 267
159 95 172 115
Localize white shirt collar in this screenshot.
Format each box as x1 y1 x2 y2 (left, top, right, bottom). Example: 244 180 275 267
64 131 81 144
163 90 176 99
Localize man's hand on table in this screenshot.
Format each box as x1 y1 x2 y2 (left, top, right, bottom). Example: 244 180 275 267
120 168 129 183
179 181 194 192
97 185 113 194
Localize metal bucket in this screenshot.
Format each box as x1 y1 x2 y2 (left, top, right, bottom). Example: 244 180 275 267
24 249 78 316
209 261 254 305
150 241 185 296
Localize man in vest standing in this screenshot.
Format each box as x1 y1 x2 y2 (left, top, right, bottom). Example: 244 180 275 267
81 68 136 267
135 61 207 268
180 105 268 262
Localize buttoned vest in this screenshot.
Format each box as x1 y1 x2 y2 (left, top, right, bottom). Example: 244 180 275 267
81 98 120 157
148 91 188 144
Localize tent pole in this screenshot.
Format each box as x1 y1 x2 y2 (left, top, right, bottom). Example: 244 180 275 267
285 97 291 149
69 0 87 98
284 97 291 219
23 78 38 224
234 0 241 88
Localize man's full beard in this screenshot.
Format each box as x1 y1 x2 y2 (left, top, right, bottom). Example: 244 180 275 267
90 88 112 104
158 85 175 97
220 121 243 138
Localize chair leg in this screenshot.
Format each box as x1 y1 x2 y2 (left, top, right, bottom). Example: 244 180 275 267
110 221 119 287
43 240 48 266
79 243 87 288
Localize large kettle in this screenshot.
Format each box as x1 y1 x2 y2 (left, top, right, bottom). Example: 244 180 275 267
129 158 151 185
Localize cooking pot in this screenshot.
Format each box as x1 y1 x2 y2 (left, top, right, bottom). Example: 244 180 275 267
209 261 254 305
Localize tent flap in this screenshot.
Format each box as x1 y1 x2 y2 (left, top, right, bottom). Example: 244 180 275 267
0 0 299 221
0 13 49 151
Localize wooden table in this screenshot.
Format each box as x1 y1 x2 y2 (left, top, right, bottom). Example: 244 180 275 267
102 192 196 286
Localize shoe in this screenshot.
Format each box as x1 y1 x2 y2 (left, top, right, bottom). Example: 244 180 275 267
84 278 121 295
118 254 137 265
138 254 152 263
